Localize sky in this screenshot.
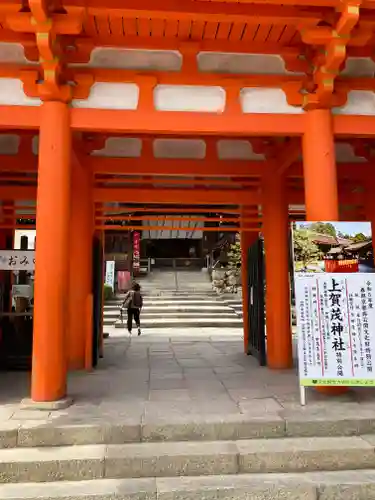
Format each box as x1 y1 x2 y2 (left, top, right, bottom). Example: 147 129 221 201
296 221 372 238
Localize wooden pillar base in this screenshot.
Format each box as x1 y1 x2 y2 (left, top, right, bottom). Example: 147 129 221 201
21 397 73 411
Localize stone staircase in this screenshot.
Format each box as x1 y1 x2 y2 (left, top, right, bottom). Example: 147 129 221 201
1 417 375 498
220 293 243 318
104 270 243 329
105 292 243 329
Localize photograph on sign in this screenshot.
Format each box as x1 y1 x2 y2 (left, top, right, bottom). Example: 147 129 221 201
291 221 373 275
291 222 375 390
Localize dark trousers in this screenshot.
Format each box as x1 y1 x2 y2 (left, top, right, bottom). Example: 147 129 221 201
126 308 140 332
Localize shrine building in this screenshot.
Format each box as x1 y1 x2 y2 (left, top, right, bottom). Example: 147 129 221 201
0 0 375 404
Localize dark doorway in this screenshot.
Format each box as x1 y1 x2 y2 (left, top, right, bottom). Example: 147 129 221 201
246 237 266 366
92 236 104 368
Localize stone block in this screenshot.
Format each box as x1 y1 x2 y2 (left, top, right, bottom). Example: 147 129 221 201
0 422 19 449
103 421 142 444
104 441 238 478
142 414 284 442
308 469 375 500
17 423 105 447
156 474 317 500
0 444 105 482
0 477 157 499
237 436 375 474
17 420 141 447
284 410 375 438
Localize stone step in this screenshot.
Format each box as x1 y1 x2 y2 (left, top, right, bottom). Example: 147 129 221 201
5 470 375 500
114 318 243 328
105 306 229 313
104 300 223 308
0 436 374 483
6 414 375 449
104 312 237 319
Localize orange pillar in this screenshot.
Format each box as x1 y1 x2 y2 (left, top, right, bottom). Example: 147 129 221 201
302 109 339 221
262 173 293 369
67 155 93 370
365 179 375 266
31 101 71 403
303 108 347 395
240 207 258 354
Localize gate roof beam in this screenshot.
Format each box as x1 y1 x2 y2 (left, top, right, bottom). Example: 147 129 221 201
301 0 362 109
5 1 84 101
73 0 326 25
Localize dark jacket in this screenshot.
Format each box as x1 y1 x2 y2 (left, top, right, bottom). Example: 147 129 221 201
122 290 143 309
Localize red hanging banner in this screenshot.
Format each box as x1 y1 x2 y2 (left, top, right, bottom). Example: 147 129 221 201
133 231 140 272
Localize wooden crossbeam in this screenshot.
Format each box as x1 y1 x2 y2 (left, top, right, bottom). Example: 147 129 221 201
79 0 326 24
96 225 259 231
0 106 375 140
96 215 259 222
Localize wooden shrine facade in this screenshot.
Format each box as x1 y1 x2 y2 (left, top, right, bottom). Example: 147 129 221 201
1 0 375 404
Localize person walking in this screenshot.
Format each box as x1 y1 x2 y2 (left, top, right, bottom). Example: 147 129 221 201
120 282 143 336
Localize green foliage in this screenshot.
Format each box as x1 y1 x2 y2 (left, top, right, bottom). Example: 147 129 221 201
353 232 368 242
293 228 322 269
309 222 337 237
227 241 241 269
103 284 114 301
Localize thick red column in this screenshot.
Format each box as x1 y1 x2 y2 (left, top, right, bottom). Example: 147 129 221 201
302 109 339 220
31 101 71 402
262 173 293 369
67 155 93 370
302 108 347 395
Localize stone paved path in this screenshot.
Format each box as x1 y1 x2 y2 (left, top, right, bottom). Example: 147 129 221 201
1 328 375 428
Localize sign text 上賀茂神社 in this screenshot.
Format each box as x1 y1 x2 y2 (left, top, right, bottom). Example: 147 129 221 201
295 273 375 386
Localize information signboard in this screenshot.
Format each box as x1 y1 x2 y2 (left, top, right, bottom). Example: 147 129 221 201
105 261 115 291
0 251 35 270
295 273 375 387
291 220 375 405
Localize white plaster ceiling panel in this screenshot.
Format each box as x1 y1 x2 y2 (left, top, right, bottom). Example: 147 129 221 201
241 88 304 114
341 57 375 77
332 90 375 116
83 48 182 71
0 79 41 106
92 138 142 157
217 140 266 160
335 143 367 163
198 52 302 75
72 83 139 109
154 85 225 112
153 139 206 159
0 43 35 64
0 134 20 155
